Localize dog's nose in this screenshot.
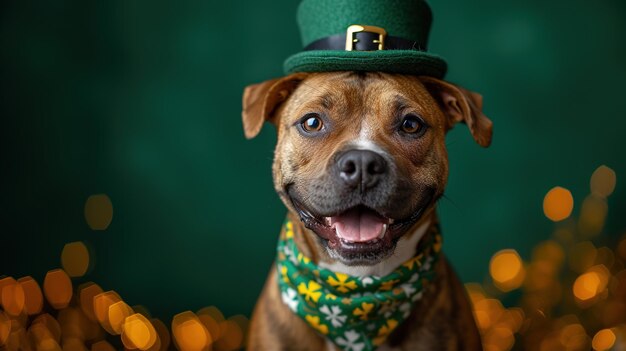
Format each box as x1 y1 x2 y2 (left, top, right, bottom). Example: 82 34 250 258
336 150 387 189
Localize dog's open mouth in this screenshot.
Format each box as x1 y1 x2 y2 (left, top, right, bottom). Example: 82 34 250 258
326 207 391 243
289 192 433 263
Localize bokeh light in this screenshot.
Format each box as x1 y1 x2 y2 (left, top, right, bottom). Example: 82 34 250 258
43 269 73 309
108 301 134 335
122 313 158 350
1 277 25 316
592 328 616 351
18 276 44 315
93 291 122 334
84 194 113 230
489 249 525 292
61 241 91 277
172 311 212 351
78 282 103 322
150 318 171 351
91 340 116 351
32 314 62 344
0 311 10 346
572 265 610 304
590 165 616 198
543 186 574 222
578 195 608 237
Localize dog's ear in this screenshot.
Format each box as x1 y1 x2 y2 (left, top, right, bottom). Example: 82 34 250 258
241 73 309 139
419 76 493 147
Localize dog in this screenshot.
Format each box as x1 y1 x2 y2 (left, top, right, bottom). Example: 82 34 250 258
242 71 492 350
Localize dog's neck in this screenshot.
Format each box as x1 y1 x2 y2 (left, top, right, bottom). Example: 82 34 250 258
289 209 437 278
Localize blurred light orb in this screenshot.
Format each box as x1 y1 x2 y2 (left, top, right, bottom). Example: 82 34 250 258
84 194 113 230
543 186 574 222
61 241 90 277
122 313 157 350
559 323 589 350
573 272 601 301
43 269 73 309
592 328 616 351
108 301 134 335
18 276 43 315
172 311 211 351
78 282 103 322
578 195 608 237
91 340 116 351
32 314 62 344
150 318 171 351
93 291 122 334
490 249 525 291
0 277 25 316
590 165 616 198
0 311 10 346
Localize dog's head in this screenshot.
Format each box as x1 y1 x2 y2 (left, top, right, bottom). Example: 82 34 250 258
242 72 492 265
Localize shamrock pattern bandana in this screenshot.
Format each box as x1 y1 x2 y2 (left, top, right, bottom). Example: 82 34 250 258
276 218 441 351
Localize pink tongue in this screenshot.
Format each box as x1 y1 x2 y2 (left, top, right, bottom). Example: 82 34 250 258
331 208 386 242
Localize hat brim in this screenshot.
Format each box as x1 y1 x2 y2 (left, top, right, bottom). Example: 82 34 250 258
283 50 447 78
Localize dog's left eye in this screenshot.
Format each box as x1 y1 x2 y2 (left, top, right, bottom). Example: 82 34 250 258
400 114 427 136
300 114 324 133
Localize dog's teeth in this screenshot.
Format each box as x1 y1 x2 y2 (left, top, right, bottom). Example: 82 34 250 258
388 219 395 225
378 224 388 239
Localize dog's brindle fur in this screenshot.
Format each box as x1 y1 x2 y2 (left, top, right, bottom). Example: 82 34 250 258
242 72 492 350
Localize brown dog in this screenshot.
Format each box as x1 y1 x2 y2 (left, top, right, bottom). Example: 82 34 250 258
242 71 492 350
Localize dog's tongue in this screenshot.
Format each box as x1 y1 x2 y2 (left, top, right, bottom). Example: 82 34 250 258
330 208 386 242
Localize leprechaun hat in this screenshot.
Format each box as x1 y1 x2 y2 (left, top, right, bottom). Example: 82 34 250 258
284 0 447 78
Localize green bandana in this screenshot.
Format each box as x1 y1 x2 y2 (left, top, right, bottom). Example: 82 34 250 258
276 219 441 351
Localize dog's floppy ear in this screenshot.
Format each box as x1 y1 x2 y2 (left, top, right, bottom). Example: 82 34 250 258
241 73 309 139
419 76 493 147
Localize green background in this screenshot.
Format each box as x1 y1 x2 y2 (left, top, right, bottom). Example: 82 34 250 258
1 0 625 323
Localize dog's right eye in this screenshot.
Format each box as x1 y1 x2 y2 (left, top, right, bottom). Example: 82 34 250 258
300 113 324 133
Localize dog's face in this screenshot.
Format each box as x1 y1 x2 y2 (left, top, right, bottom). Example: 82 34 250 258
242 72 492 265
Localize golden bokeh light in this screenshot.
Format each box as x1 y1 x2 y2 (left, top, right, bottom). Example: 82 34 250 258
91 340 116 351
592 328 616 351
93 291 122 335
150 318 171 351
484 326 515 351
228 315 249 349
37 337 62 351
532 240 565 267
559 323 589 350
84 194 113 230
172 311 212 351
0 311 10 346
578 195 608 237
62 337 87 351
197 306 224 343
122 313 158 350
489 249 525 292
572 265 610 303
108 301 134 335
28 320 59 350
57 307 88 341
214 319 244 351
43 269 73 309
590 165 616 198
78 282 103 322
32 313 62 344
18 276 43 315
1 277 25 316
61 241 91 278
543 186 574 222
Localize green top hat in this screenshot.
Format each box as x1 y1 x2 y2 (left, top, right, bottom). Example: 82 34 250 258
283 0 447 78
